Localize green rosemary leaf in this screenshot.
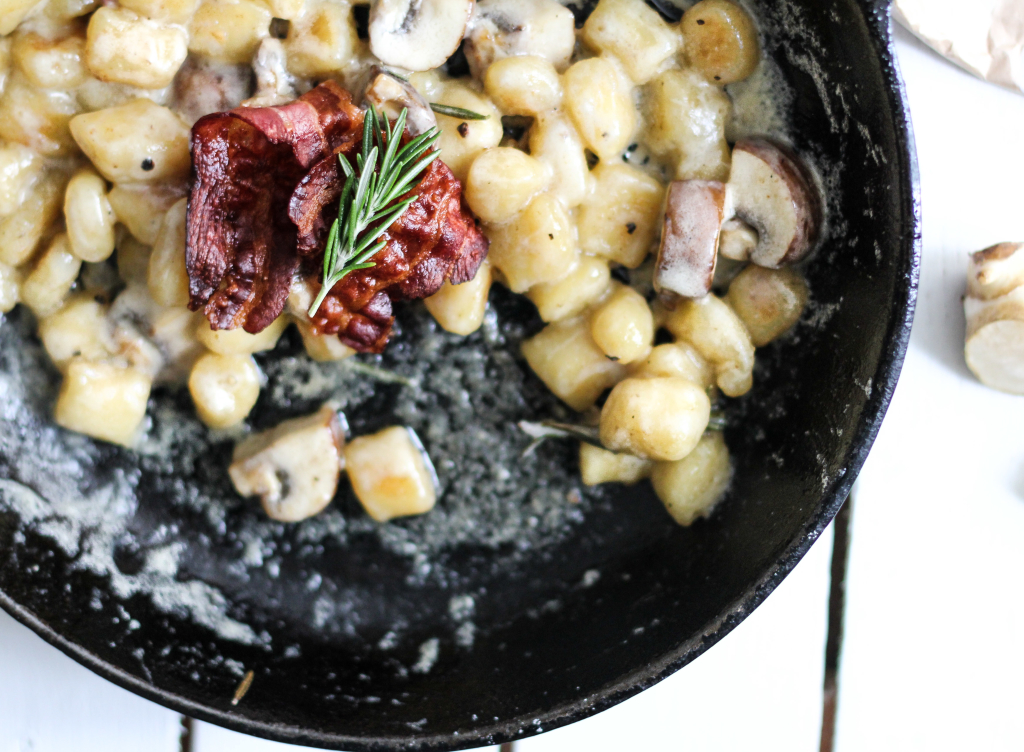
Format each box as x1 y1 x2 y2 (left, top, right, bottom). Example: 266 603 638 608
430 103 489 120
382 151 440 206
308 107 442 318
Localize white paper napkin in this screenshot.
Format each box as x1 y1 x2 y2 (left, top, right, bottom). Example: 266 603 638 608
894 0 1024 94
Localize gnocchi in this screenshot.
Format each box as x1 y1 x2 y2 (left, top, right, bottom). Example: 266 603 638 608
599 376 711 461
424 259 492 336
579 443 653 486
148 198 189 307
726 265 809 347
590 284 654 364
55 359 152 446
86 6 188 89
20 234 82 318
487 193 578 292
665 294 756 398
197 314 288 354
578 162 663 268
681 0 760 85
651 432 732 525
484 55 562 116
188 352 262 429
464 148 547 224
432 84 503 181
64 169 116 263
189 0 272 65
528 255 612 323
522 315 626 411
38 293 114 367
562 56 637 161
345 426 437 522
643 68 732 180
284 0 357 77
582 0 681 84
70 99 191 182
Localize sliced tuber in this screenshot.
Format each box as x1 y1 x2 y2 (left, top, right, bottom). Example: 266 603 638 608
964 242 1024 395
654 179 726 299
967 242 1024 300
229 405 345 522
726 138 822 268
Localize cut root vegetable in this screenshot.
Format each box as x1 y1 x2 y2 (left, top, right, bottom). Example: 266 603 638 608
967 242 1024 301
964 270 1024 395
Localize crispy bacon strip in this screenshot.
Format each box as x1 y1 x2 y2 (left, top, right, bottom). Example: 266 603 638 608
308 158 489 351
186 81 488 352
187 82 362 333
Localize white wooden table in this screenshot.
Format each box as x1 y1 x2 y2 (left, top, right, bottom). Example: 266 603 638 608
4 23 1024 752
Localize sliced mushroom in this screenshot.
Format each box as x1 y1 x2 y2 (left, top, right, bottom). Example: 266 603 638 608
718 218 758 262
654 180 726 299
964 286 1024 395
172 57 254 126
725 138 822 268
967 242 1024 301
247 38 297 107
464 0 576 79
363 67 437 135
369 0 473 72
229 405 346 522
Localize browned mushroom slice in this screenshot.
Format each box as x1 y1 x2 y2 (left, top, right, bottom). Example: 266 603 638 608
229 405 346 522
369 0 473 72
717 218 757 262
363 67 438 136
654 180 726 298
726 138 822 268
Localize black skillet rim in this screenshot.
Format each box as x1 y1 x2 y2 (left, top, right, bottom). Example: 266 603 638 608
0 0 920 748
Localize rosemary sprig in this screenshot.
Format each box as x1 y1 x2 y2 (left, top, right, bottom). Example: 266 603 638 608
517 410 727 457
429 103 489 120
308 104 441 317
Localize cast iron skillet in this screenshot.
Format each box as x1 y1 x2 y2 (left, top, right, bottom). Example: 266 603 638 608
0 0 918 748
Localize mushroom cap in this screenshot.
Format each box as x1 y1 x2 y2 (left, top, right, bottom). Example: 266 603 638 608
654 179 726 299
229 405 345 522
727 138 822 268
363 67 438 135
369 0 473 72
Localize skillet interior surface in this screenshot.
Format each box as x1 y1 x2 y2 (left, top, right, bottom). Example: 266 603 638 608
0 0 918 748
